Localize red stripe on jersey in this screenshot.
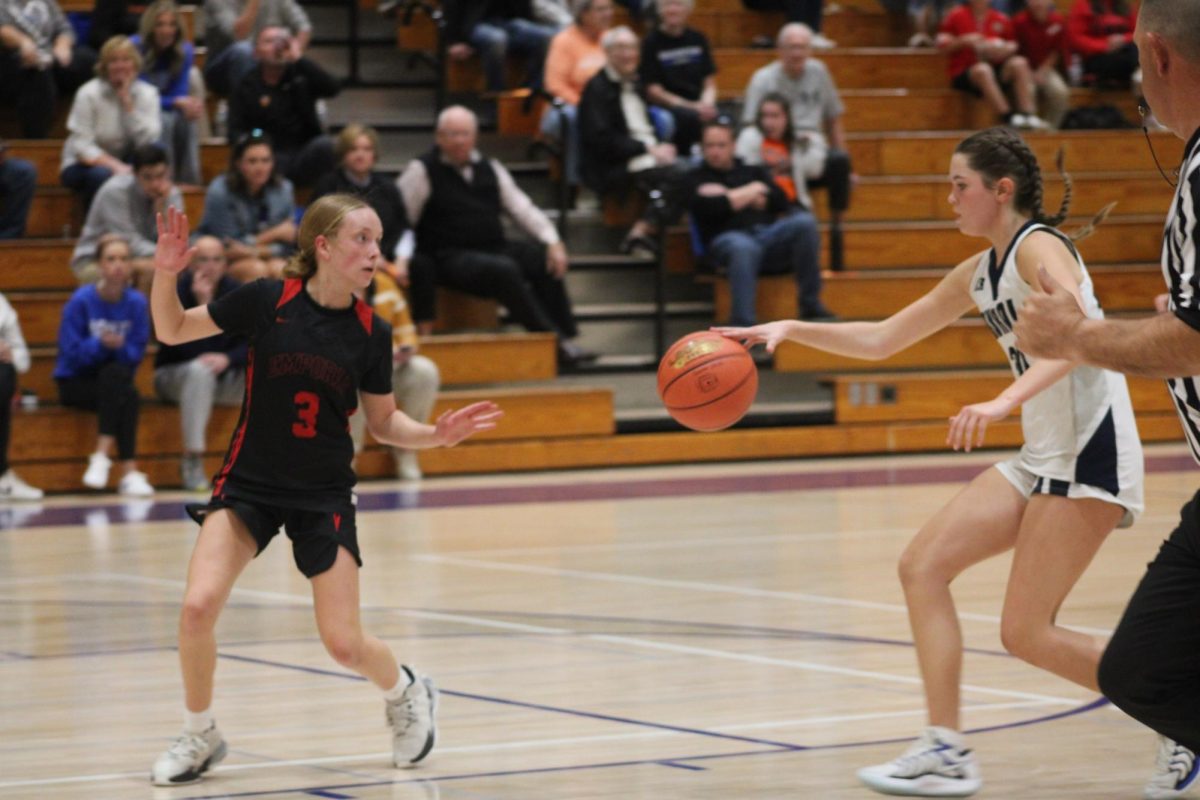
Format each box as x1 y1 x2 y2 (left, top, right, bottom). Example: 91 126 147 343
213 347 256 498
333 513 342 532
354 296 373 334
276 277 304 310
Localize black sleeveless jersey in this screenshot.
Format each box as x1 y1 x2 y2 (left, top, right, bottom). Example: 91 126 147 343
206 277 393 509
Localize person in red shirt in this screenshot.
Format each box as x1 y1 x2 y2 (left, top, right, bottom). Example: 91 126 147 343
1067 0 1138 86
1013 0 1070 128
938 0 1048 129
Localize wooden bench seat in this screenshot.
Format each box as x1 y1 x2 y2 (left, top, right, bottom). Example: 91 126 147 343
25 187 207 239
8 140 230 188
826 368 1175 424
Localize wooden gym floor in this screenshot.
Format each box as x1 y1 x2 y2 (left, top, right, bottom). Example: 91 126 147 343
2 445 1196 799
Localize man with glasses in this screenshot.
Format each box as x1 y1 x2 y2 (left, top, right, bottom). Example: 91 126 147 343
70 143 183 288
153 235 248 492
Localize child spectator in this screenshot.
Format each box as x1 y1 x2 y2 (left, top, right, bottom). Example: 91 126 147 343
1013 0 1070 128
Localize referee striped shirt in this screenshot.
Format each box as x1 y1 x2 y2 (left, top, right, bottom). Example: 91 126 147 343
1164 127 1200 463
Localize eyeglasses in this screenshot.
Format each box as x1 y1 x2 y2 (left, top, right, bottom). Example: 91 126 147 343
1139 102 1179 188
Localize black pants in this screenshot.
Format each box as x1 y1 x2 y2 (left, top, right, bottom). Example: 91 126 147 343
1099 488 1200 752
667 105 704 153
434 240 579 338
0 48 95 138
57 363 141 460
741 0 825 31
0 363 14 474
809 148 852 213
1084 42 1139 87
275 136 336 190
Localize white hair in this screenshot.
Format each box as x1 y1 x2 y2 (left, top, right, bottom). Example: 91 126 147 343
601 24 638 53
776 22 814 47
435 105 478 132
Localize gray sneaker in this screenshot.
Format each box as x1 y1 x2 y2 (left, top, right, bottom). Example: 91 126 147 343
151 724 227 785
387 666 438 767
180 455 210 492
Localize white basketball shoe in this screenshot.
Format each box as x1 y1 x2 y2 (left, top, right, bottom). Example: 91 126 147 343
150 724 227 785
1146 736 1200 799
857 726 983 797
388 665 438 767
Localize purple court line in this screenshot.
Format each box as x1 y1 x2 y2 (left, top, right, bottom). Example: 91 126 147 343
3 450 1196 531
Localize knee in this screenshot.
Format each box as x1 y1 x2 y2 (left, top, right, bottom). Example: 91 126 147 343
475 26 508 56
407 355 441 389
183 359 218 387
7 159 36 188
969 63 996 83
321 631 365 670
998 612 1040 662
897 541 950 590
1009 55 1031 74
179 593 222 637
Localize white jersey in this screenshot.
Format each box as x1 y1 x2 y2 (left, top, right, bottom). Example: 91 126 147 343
969 221 1144 518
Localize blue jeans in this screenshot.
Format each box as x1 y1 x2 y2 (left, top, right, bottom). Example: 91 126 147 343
539 102 580 186
709 211 822 326
60 162 114 212
0 158 36 239
469 17 557 91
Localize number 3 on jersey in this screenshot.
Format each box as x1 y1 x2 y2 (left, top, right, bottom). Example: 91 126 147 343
292 391 320 438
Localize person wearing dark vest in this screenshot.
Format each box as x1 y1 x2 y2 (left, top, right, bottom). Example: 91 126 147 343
397 105 595 369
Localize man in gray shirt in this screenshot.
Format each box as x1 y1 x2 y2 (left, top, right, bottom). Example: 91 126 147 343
70 144 183 288
0 0 95 137
202 0 311 95
740 22 852 269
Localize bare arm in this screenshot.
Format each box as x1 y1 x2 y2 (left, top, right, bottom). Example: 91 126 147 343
714 253 981 359
361 392 502 449
151 208 223 344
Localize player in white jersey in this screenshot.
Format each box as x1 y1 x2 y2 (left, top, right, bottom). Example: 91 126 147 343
716 126 1153 797
1016 0 1200 797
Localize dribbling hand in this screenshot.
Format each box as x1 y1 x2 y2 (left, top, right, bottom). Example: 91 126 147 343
434 401 504 447
711 321 793 354
155 207 197 275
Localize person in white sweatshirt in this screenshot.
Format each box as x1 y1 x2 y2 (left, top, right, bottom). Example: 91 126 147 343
0 292 42 500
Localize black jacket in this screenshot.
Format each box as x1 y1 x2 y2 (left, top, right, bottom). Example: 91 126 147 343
227 58 341 150
687 160 790 248
578 68 658 192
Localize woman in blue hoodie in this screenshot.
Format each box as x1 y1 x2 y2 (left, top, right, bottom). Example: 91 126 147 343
54 233 153 495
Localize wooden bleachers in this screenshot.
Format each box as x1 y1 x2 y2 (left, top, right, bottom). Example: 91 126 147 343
8 140 230 189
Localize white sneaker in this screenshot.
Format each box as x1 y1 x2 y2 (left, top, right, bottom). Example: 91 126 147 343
387 666 438 767
118 470 155 497
857 727 982 797
396 450 423 481
1008 113 1030 129
82 452 112 489
811 33 837 49
1146 736 1200 799
150 724 227 785
0 469 43 500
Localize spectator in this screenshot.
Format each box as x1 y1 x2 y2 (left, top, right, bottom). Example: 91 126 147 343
88 0 139 49
312 125 431 331
742 0 836 49
579 25 690 256
398 106 595 368
153 236 246 491
1012 0 1070 128
0 0 96 138
70 143 183 287
349 270 442 481
736 93 812 209
532 0 574 27
691 121 830 325
540 0 613 188
60 35 162 211
132 0 204 184
54 234 154 497
197 130 296 281
938 0 1048 129
0 290 41 500
741 23 853 269
641 0 718 154
443 0 558 93
202 0 311 97
903 0 952 47
227 25 339 189
1066 0 1136 87
0 142 35 240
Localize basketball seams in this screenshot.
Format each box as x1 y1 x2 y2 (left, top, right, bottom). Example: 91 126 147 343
661 358 758 411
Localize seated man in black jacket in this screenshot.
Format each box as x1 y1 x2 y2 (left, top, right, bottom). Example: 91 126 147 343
689 120 833 325
443 0 557 93
578 24 691 256
227 26 340 188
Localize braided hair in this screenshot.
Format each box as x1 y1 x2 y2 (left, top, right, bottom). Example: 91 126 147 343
954 127 1110 241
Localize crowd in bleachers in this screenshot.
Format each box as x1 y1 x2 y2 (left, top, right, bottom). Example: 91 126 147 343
0 0 1148 498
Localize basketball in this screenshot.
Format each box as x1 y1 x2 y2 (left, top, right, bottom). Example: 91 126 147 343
657 331 758 432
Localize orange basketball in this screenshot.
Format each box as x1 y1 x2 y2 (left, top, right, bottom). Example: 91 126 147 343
657 331 758 432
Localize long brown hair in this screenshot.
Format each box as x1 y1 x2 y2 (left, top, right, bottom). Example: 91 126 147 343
283 194 370 280
137 0 185 80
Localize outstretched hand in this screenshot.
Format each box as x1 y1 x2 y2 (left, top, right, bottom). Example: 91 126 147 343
155 206 197 275
1014 266 1085 359
434 401 503 447
711 321 793 354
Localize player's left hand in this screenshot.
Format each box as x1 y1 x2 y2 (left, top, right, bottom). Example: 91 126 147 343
1014 266 1085 359
947 396 1016 452
434 401 503 447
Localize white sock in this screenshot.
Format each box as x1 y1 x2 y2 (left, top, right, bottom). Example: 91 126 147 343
928 725 965 748
383 667 414 702
184 708 214 734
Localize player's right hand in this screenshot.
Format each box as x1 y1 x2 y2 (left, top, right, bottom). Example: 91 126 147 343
155 207 197 274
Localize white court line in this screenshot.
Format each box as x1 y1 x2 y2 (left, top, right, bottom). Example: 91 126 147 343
0 700 1054 790
414 554 1116 637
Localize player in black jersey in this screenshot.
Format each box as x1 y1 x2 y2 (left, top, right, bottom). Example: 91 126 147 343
148 197 501 786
